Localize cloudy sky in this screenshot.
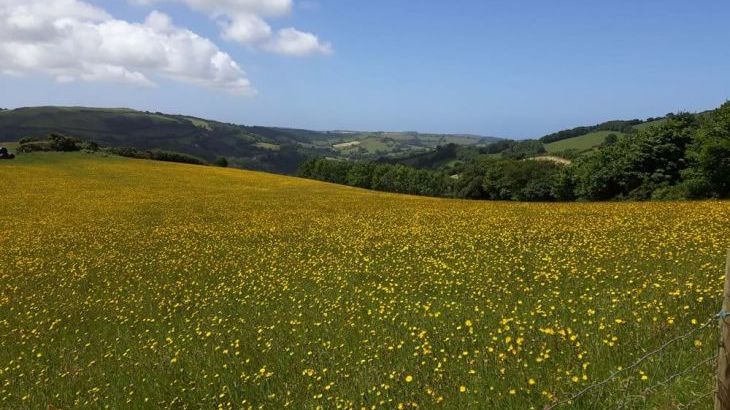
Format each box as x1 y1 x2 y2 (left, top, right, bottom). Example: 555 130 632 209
1 0 729 138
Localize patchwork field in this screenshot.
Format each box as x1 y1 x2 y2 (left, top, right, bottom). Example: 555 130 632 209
1 153 729 409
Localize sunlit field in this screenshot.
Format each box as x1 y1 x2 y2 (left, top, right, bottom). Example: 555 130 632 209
1 153 729 409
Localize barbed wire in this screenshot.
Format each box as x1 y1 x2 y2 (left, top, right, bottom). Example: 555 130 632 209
613 354 717 409
544 315 718 410
677 389 716 409
642 354 716 396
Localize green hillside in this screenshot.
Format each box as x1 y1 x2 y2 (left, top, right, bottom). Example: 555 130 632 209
545 130 623 153
0 107 499 174
0 107 310 173
537 115 682 155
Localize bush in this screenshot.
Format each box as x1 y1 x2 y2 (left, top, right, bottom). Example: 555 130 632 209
214 157 229 167
18 134 83 152
84 141 100 152
17 141 56 153
108 147 208 165
604 134 618 146
149 150 207 165
49 133 82 152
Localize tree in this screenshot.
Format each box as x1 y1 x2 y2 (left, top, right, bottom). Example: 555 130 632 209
49 133 82 152
604 134 618 146
214 157 229 167
480 159 560 201
346 162 375 188
570 113 698 200
690 101 730 197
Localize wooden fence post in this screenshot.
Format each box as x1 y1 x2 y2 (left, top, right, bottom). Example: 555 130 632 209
715 249 730 410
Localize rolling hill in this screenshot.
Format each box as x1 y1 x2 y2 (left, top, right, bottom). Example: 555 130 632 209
544 130 623 153
541 115 691 155
0 106 500 174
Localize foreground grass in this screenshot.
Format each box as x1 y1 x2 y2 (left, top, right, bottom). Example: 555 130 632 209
1 153 729 409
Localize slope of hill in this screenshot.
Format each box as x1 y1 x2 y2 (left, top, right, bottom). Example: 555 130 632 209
0 106 500 174
540 114 697 155
1 151 727 408
544 130 623 153
539 119 642 144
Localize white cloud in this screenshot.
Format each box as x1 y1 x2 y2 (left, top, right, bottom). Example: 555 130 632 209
220 13 272 44
265 28 332 56
135 0 332 56
177 0 293 17
0 0 255 95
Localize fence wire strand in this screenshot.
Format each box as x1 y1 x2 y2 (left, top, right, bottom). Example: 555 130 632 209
678 389 716 409
545 316 718 409
613 354 717 409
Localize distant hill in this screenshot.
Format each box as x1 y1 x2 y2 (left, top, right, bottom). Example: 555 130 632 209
540 115 683 155
378 111 709 171
0 106 501 174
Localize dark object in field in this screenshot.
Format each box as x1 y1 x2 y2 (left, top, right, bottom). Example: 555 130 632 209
0 147 15 160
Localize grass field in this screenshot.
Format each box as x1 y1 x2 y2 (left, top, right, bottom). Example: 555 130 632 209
545 131 623 153
634 119 668 131
544 120 669 154
0 141 18 150
1 153 729 408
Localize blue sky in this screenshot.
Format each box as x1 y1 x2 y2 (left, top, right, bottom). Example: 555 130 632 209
1 0 729 138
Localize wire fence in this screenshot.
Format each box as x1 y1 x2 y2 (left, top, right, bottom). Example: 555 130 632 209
678 390 716 409
544 313 725 410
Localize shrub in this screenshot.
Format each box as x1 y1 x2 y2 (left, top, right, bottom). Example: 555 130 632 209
49 133 82 152
108 147 207 166
214 157 229 167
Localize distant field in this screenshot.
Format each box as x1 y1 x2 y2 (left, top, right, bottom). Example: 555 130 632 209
544 119 670 154
545 130 623 153
1 153 728 408
253 142 281 151
527 155 572 165
634 118 668 131
332 140 361 149
336 136 391 154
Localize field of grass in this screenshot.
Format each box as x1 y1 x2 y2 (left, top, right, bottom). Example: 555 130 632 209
339 136 391 154
253 142 281 151
544 119 670 155
1 153 729 408
545 131 623 153
634 119 668 131
0 141 18 150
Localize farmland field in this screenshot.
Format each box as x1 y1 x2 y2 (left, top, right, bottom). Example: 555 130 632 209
1 153 729 409
545 131 624 153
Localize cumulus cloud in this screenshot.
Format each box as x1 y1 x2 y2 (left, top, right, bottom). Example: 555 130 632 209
220 13 272 44
0 0 255 95
264 28 332 56
136 0 333 56
177 0 293 17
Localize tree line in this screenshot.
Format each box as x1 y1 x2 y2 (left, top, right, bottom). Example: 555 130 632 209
298 159 452 197
300 102 730 201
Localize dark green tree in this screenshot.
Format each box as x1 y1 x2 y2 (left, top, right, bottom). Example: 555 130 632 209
689 101 730 197
214 157 229 167
604 134 618 146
